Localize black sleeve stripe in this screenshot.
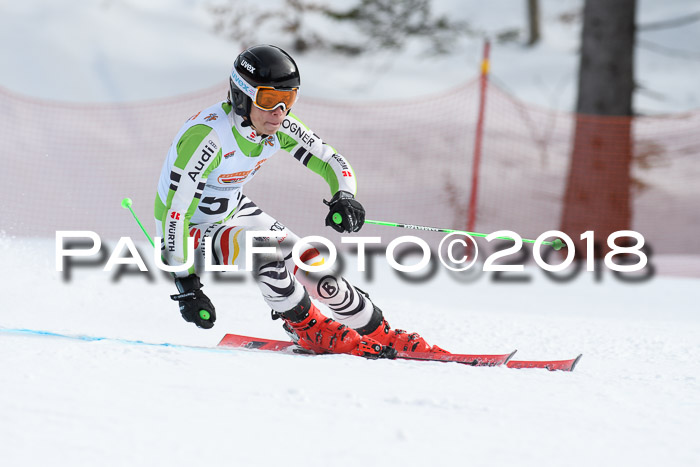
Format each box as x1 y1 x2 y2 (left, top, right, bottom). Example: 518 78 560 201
170 171 181 182
302 153 314 167
293 146 307 161
197 182 206 190
194 191 202 199
169 183 178 191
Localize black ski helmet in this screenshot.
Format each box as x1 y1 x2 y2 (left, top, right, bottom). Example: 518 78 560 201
229 44 301 119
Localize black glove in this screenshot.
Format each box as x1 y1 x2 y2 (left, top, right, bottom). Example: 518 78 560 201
170 274 216 329
324 191 365 233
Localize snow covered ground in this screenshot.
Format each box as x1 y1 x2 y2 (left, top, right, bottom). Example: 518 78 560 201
2 0 700 466
1 237 699 466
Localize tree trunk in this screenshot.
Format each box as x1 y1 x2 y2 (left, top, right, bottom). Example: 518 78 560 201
527 0 540 46
560 0 636 258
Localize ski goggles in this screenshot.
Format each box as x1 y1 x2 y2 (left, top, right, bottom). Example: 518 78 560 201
231 67 298 112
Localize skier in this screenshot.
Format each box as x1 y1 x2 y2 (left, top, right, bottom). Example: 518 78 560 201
155 44 446 358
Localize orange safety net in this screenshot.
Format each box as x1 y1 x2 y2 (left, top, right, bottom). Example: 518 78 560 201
1 80 698 257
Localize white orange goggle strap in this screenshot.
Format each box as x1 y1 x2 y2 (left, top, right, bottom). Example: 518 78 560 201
231 66 257 100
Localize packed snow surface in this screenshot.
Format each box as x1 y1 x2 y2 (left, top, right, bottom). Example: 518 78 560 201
1 238 698 466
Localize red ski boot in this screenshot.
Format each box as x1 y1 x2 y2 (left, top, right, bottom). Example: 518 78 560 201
275 293 395 359
357 304 449 354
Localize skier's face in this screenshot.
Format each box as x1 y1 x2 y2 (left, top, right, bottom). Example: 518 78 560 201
249 105 285 135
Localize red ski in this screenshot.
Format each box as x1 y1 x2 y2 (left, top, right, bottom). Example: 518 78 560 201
507 354 583 372
219 333 514 367
219 334 581 371
396 349 516 366
219 333 297 352
218 333 581 371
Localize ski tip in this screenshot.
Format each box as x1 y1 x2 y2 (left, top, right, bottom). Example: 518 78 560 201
505 349 518 364
570 354 583 372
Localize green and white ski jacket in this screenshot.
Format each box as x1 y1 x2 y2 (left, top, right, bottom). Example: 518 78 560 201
154 101 356 272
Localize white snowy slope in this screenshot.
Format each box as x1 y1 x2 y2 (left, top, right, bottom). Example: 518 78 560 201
1 237 699 467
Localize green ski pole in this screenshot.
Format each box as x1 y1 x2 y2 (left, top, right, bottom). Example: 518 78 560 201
359 219 565 250
121 197 155 248
120 197 211 322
